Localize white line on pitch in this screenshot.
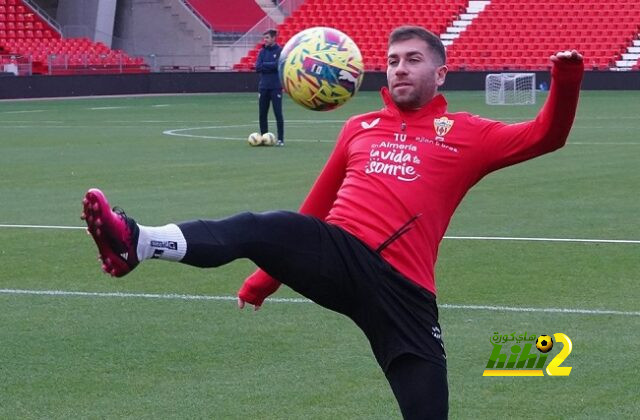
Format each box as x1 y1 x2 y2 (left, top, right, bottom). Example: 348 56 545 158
252 119 346 123
0 224 85 230
162 125 335 143
445 236 640 244
0 289 638 316
568 142 640 145
0 289 308 303
0 224 638 244
89 106 128 110
438 303 640 316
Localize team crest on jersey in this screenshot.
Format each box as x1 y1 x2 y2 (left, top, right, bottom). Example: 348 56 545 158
434 116 454 137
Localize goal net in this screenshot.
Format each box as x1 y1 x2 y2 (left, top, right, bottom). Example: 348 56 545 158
485 73 536 105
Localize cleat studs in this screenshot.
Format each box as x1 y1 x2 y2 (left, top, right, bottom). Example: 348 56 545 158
92 203 99 211
96 228 101 236
95 218 102 227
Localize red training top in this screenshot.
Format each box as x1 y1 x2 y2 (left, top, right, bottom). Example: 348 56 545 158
239 60 584 306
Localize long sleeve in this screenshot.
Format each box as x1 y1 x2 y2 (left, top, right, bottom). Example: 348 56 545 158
478 59 584 174
260 50 280 73
255 49 264 73
255 47 280 74
237 122 351 306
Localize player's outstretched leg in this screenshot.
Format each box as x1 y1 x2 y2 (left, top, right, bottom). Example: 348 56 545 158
81 188 140 277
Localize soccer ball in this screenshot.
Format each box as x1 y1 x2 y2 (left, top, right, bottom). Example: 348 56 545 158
536 335 554 353
278 26 364 111
247 132 262 146
261 132 276 146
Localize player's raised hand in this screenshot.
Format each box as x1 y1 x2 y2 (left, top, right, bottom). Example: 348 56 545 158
550 50 583 64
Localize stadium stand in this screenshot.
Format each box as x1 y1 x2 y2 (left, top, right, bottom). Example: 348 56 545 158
0 0 148 75
2 0 638 75
233 0 640 72
234 0 468 71
187 0 266 32
447 0 640 71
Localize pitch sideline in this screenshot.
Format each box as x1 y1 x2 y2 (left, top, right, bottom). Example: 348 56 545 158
0 288 638 316
1 223 639 244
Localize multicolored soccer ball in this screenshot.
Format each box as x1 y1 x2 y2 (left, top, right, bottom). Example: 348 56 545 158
536 335 554 353
278 27 364 111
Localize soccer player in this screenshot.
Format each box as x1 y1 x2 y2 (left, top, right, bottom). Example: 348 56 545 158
256 29 285 146
82 26 583 419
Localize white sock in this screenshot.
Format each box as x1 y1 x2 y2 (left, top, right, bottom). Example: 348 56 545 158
136 224 187 262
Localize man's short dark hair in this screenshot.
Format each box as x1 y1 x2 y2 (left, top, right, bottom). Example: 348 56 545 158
388 26 446 65
263 29 277 38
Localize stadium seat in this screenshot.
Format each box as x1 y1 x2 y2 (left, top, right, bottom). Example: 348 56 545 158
445 0 640 71
233 0 468 71
0 1 148 75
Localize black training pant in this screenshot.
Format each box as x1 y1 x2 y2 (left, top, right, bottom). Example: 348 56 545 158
178 211 448 419
258 88 284 141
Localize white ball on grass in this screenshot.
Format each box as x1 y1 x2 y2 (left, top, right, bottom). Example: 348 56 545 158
248 132 263 146
261 132 276 146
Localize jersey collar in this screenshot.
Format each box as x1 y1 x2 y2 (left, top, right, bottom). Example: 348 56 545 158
380 87 448 118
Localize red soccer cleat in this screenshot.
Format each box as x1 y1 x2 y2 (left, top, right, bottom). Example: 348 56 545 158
81 188 139 277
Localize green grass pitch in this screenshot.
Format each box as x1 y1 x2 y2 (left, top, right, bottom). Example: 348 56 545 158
0 89 638 418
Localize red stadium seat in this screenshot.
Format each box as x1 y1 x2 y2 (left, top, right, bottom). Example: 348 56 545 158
446 0 639 71
233 0 469 71
0 1 148 75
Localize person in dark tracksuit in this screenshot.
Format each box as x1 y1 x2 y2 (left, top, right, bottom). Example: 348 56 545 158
256 29 284 146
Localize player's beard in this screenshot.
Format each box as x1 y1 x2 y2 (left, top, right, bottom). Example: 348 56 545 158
391 83 437 110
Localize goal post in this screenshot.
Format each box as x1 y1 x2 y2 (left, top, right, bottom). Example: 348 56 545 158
485 73 536 105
